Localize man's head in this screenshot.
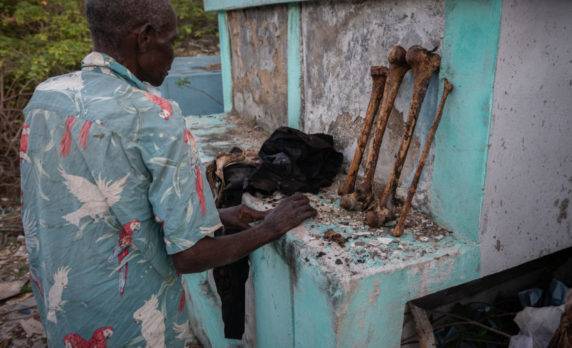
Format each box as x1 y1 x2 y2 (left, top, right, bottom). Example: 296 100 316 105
85 0 178 86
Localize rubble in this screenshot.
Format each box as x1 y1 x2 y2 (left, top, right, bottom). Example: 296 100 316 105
243 180 456 277
0 236 46 347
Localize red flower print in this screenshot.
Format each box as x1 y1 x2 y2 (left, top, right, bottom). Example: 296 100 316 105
178 290 186 312
145 93 172 120
194 165 207 215
183 128 196 147
64 326 113 348
117 220 140 295
19 123 30 161
60 116 76 158
119 220 140 248
79 120 93 150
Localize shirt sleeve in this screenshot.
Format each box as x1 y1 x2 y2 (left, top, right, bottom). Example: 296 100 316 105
141 114 222 255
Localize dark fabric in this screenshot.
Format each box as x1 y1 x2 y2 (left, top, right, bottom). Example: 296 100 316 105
209 127 342 339
212 159 253 340
217 163 257 208
247 127 343 195
213 229 249 340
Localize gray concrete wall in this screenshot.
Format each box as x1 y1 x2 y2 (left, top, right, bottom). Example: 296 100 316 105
300 0 445 211
480 0 572 276
228 5 288 131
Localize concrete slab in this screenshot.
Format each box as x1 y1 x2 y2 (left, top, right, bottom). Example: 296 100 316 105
183 113 480 347
161 56 224 116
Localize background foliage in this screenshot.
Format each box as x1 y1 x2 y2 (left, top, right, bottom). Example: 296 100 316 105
0 0 218 200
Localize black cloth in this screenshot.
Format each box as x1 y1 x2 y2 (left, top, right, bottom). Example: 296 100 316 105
213 160 253 339
247 127 343 195
209 127 343 339
213 229 249 339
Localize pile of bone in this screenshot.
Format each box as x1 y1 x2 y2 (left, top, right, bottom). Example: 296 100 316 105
338 45 453 237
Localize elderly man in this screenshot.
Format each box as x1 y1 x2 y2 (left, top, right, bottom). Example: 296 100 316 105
20 0 316 346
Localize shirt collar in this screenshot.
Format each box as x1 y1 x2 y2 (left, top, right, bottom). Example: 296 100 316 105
81 52 149 91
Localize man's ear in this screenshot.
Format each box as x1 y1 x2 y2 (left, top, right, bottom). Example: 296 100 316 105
136 24 155 53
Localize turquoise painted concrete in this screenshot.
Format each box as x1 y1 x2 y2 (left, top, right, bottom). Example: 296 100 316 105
161 56 223 115
293 262 337 348
184 272 228 348
251 244 294 347
187 1 503 346
218 12 233 113
205 0 309 12
337 242 480 347
181 108 484 346
287 3 302 129
431 0 502 242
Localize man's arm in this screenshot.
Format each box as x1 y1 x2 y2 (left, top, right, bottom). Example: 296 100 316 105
172 193 316 273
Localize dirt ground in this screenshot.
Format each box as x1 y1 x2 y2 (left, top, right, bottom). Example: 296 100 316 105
0 206 45 348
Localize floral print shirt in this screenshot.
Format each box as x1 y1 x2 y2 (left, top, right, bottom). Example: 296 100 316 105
21 52 221 347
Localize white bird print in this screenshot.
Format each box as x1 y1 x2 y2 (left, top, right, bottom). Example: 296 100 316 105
47 266 71 324
199 223 223 237
173 321 194 343
59 168 128 227
133 294 166 348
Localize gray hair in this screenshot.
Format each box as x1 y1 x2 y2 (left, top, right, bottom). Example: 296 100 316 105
85 0 175 53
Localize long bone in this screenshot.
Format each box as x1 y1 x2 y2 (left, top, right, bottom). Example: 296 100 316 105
340 46 409 211
366 46 441 228
338 66 388 196
392 79 453 237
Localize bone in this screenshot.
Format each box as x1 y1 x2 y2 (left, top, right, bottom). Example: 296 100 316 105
392 79 453 237
340 46 409 211
338 66 388 196
367 46 441 228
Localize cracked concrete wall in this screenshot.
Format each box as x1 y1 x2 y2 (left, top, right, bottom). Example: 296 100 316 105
480 0 572 276
300 0 445 212
228 5 288 131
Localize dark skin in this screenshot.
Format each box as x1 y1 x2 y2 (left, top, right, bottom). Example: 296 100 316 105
95 6 317 274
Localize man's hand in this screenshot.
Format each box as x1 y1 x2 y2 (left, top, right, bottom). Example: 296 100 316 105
218 204 268 231
172 193 316 274
261 193 317 240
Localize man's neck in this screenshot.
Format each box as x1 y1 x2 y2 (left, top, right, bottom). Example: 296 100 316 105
94 46 140 78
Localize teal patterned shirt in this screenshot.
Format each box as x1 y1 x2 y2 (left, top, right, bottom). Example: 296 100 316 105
21 52 221 347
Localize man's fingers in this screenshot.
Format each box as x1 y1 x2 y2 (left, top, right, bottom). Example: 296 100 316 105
241 206 268 221
293 206 317 219
299 209 317 221
249 208 268 221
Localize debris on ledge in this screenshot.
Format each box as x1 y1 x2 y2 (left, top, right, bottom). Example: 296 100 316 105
187 113 463 279
243 185 456 278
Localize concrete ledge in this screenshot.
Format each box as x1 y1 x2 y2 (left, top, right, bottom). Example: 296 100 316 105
204 0 310 12
184 113 480 347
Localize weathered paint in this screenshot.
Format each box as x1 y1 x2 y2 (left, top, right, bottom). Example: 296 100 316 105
431 0 502 241
205 0 309 12
160 56 223 115
250 244 295 347
184 271 225 348
241 191 480 348
480 0 572 275
218 12 233 113
338 241 480 347
188 0 513 346
184 111 482 347
227 5 289 131
300 0 444 213
287 3 302 129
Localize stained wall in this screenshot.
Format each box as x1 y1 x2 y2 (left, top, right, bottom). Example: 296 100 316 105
227 5 289 131
480 0 572 275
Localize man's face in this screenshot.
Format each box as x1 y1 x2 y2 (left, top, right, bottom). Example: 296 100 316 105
137 13 177 86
